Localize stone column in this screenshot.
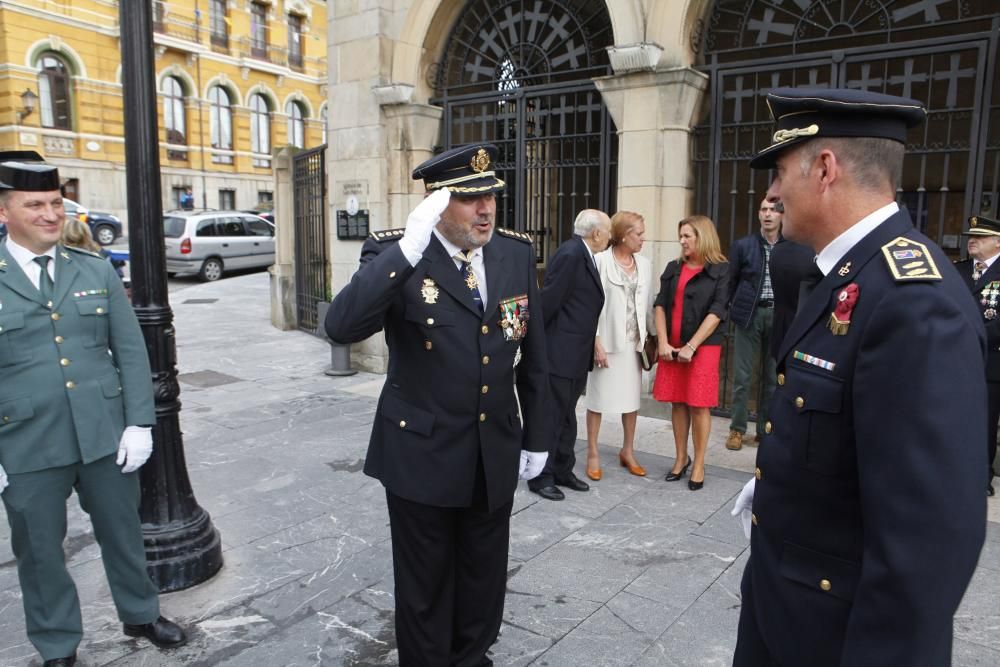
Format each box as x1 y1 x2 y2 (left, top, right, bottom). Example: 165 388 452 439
270 146 296 330
594 66 708 274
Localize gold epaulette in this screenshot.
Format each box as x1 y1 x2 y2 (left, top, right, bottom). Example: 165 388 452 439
880 237 942 281
369 228 404 242
63 245 103 259
496 227 532 243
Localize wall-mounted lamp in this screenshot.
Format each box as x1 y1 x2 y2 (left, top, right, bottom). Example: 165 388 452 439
17 88 38 122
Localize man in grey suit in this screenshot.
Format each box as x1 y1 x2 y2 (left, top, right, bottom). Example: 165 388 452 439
0 153 185 666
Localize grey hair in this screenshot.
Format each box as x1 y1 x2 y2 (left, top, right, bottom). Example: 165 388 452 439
799 137 905 193
573 209 607 237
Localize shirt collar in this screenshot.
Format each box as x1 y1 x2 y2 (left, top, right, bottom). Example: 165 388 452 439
816 202 898 276
577 234 596 262
5 237 56 270
433 228 483 263
978 252 1000 269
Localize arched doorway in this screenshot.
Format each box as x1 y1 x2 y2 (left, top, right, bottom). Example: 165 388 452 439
693 1 1000 257
431 0 617 264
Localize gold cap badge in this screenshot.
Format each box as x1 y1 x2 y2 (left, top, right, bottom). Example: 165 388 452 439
470 148 490 173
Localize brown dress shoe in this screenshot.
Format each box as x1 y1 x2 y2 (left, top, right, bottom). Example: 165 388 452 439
725 430 744 450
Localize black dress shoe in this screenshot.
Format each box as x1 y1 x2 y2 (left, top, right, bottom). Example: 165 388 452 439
555 473 590 492
123 616 187 649
531 485 565 501
42 655 75 667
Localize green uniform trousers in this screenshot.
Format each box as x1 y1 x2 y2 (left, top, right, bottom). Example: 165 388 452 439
2 453 159 660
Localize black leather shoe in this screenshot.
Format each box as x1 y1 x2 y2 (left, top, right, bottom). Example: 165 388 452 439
42 655 75 667
531 485 565 501
555 473 590 492
123 616 187 649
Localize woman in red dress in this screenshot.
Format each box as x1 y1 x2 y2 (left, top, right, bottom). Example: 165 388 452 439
653 215 729 489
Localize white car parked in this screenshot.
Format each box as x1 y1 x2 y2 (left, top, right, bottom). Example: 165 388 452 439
163 210 275 281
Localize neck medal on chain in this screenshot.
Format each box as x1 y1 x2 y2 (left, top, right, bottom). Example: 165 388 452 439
982 280 1000 320
828 283 860 336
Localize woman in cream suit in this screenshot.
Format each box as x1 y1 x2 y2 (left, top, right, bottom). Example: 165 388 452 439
584 211 655 479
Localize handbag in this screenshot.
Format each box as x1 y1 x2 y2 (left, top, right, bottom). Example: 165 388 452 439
640 334 658 371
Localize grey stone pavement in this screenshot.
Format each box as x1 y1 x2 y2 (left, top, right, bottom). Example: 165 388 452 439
1 271 999 666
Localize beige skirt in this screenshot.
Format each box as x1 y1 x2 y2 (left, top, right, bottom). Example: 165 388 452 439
584 349 641 414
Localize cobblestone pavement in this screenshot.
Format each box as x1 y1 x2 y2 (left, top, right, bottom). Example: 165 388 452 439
1 272 997 666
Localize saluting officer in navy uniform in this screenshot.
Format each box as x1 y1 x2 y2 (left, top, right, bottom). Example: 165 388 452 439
326 144 548 666
0 153 185 666
732 89 987 666
954 214 1000 496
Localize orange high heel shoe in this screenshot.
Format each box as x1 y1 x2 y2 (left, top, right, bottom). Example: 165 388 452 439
619 452 646 477
586 466 602 481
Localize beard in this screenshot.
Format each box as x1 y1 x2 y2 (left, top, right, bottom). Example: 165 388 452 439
438 215 495 249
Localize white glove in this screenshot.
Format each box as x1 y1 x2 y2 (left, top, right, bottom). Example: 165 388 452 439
398 188 451 260
116 426 153 474
731 478 756 540
518 450 548 480
0 463 7 494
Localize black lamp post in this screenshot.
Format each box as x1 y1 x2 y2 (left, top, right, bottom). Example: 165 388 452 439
119 0 223 592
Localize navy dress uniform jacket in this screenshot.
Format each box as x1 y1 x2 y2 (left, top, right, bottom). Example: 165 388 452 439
954 257 1000 381
541 236 604 379
741 210 987 666
326 231 548 512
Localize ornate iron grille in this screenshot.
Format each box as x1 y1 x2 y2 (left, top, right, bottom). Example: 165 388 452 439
432 0 617 265
293 145 329 332
694 1 1000 415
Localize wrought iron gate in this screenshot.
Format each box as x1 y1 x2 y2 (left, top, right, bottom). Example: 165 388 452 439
432 0 617 265
293 145 328 332
693 1 1000 415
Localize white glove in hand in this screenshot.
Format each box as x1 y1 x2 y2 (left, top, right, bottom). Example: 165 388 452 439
0 463 7 494
731 478 756 540
116 426 153 474
399 188 451 260
518 450 548 480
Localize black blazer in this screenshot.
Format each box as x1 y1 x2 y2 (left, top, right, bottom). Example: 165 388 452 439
768 239 816 360
541 236 604 379
654 260 729 345
326 231 548 512
955 256 1000 381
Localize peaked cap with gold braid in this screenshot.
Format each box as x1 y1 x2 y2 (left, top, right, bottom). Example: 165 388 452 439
412 144 505 194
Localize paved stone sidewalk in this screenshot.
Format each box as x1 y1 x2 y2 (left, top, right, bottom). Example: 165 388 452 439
0 272 997 666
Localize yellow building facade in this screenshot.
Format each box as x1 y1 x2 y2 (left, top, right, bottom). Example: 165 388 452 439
0 0 327 224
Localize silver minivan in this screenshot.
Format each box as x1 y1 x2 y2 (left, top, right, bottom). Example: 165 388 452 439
164 210 275 281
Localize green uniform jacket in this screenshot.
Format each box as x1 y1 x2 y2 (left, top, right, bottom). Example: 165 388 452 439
0 241 154 473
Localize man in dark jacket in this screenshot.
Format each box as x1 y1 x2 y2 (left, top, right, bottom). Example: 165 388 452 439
733 87 986 667
954 214 1000 496
529 209 610 500
326 144 548 665
767 229 816 361
725 199 784 450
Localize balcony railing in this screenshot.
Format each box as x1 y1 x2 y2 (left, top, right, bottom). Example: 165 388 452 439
236 38 288 67
152 15 201 43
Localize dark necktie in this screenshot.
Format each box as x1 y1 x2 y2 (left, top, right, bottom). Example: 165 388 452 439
973 261 987 282
795 263 824 316
33 255 53 304
456 250 483 312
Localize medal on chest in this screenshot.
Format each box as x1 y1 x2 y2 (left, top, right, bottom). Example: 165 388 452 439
981 281 1000 319
828 283 859 336
499 294 529 342
421 278 439 304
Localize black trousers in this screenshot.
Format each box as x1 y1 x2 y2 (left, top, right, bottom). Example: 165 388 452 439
988 380 1000 481
530 373 587 490
386 491 513 667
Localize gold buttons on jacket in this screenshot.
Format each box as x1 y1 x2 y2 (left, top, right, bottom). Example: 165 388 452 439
481 325 489 335
795 396 805 408
751 513 758 526
60 358 70 367
481 385 489 394
51 312 60 321
482 355 490 365
425 341 433 350
755 467 762 481
764 421 772 434
820 579 832 592
55 335 64 344
479 413 486 422
777 373 785 385
399 420 407 429
65 381 75 389
426 318 434 325
389 271 397 279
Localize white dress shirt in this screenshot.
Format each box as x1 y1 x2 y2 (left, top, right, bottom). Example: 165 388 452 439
815 202 899 276
5 237 56 289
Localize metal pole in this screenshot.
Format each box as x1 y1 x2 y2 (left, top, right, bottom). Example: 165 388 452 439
119 0 223 592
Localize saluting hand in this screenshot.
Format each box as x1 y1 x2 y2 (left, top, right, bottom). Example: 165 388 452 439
117 426 153 474
399 187 451 258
